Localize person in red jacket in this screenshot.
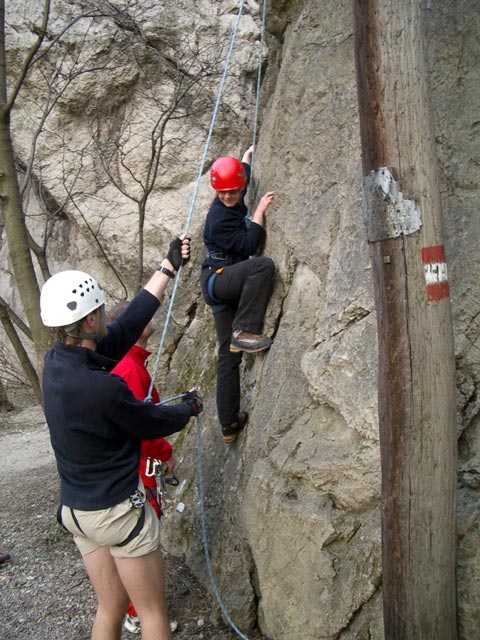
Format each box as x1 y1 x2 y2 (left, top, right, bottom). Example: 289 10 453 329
107 301 176 636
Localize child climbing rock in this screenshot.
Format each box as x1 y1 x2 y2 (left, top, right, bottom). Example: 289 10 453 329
200 145 275 443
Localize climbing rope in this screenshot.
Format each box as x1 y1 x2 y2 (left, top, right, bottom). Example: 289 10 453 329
250 0 268 178
145 0 247 402
144 2 268 638
196 414 251 640
156 392 189 406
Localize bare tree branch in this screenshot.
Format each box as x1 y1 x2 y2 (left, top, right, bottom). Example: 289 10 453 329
5 0 51 113
0 302 40 400
0 295 32 340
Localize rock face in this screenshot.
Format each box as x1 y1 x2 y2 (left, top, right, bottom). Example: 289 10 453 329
1 1 479 639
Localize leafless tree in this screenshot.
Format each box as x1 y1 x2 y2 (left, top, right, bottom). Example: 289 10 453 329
0 0 226 398
86 30 223 290
1 0 132 398
0 0 53 400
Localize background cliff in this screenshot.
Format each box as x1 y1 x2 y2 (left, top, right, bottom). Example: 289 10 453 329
1 1 479 639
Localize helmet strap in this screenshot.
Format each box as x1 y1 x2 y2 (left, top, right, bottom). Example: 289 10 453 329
60 306 106 346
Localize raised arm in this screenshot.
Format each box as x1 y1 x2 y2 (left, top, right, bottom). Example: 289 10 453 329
143 236 190 301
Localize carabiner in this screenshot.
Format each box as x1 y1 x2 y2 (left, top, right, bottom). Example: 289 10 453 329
144 457 159 478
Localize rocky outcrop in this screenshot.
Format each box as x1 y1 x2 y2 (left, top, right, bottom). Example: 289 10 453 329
1 1 479 638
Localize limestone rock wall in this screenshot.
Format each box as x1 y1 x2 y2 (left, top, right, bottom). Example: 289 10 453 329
1 1 479 639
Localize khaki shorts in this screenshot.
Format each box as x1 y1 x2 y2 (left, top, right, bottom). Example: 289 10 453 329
59 491 160 558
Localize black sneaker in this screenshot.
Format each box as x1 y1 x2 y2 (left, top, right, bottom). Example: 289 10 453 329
230 330 272 353
222 411 249 443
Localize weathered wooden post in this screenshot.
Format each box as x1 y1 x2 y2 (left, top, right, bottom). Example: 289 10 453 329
352 0 457 637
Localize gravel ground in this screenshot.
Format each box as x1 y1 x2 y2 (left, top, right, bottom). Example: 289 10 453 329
0 406 265 640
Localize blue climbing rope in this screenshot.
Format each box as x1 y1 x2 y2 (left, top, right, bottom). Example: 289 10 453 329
145 0 247 402
144 2 268 638
250 0 268 178
196 414 251 640
156 392 189 406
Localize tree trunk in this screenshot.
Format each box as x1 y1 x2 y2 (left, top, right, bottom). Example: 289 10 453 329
0 376 13 412
352 1 457 638
0 306 41 401
0 1 52 383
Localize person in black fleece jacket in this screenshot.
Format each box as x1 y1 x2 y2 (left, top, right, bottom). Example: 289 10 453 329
40 237 200 640
200 145 276 444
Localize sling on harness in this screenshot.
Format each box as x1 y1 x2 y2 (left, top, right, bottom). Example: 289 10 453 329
208 272 228 314
201 266 229 314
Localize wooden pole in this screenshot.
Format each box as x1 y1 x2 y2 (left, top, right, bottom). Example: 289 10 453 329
352 1 457 638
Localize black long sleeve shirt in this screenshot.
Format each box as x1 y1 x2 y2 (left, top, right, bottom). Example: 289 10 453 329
201 163 266 270
42 289 193 510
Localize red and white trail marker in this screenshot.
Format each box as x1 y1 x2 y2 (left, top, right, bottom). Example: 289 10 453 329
421 245 449 303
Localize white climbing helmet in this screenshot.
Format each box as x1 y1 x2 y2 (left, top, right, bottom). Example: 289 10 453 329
40 270 105 327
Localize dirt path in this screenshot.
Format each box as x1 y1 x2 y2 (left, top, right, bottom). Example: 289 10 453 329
0 406 264 640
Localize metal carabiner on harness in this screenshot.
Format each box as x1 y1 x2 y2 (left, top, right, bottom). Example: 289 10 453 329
144 458 179 503
144 457 160 478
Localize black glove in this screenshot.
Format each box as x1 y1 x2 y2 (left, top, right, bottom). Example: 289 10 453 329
167 238 190 270
183 390 203 416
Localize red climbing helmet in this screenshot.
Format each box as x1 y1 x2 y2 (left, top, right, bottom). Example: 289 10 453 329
210 156 247 191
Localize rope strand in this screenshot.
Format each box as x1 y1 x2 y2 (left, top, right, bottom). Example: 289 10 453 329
196 415 251 640
146 0 247 402
250 0 268 178
144 3 268 638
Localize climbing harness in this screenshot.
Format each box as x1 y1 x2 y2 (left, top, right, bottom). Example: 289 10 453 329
203 266 229 314
208 251 231 261
144 1 268 637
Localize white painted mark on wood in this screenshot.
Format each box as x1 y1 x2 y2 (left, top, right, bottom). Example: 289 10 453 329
363 167 422 241
421 245 450 302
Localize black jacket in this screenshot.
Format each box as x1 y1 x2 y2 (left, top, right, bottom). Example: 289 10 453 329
201 163 266 271
42 289 193 510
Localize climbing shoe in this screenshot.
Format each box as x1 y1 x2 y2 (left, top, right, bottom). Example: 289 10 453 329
230 330 272 353
222 411 249 443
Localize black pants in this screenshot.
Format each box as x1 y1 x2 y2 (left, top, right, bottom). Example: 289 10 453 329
212 256 275 333
207 257 275 425
214 304 243 425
